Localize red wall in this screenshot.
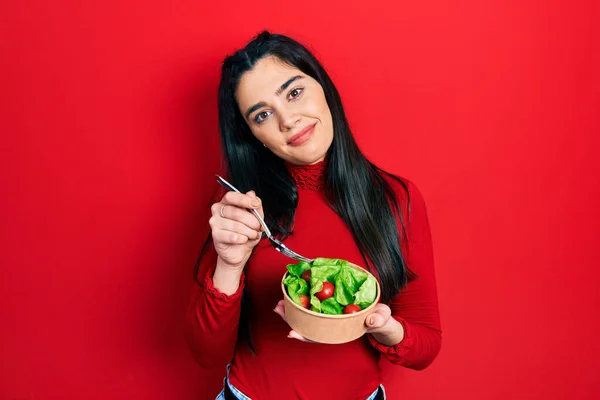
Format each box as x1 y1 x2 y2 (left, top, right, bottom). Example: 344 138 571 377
2 1 599 399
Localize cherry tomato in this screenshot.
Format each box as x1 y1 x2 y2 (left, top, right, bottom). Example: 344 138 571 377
343 304 361 314
299 295 310 309
315 282 334 301
301 269 311 283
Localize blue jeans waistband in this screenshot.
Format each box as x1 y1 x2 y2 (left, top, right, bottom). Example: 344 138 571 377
216 365 386 400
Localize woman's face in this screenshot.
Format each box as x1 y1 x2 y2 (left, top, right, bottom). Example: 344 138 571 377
235 56 334 165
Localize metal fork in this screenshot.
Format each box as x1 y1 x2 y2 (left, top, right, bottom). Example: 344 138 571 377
215 175 314 264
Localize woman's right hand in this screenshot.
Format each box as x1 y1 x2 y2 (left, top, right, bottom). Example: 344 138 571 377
209 190 264 271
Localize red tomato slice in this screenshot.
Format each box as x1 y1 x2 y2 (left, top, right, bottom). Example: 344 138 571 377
315 281 334 301
343 304 361 314
299 295 310 309
301 269 311 283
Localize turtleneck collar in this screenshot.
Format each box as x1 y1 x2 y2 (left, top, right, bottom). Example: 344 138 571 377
285 159 327 191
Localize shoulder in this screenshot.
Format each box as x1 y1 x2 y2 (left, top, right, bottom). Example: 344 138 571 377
377 170 430 228
378 170 425 207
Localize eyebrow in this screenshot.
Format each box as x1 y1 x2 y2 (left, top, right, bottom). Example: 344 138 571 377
244 75 304 119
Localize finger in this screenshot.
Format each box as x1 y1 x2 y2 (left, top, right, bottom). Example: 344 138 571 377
273 303 286 320
365 304 392 330
245 190 265 221
221 191 262 211
365 312 388 329
288 330 319 343
211 229 249 245
373 303 392 319
211 217 261 240
212 203 262 232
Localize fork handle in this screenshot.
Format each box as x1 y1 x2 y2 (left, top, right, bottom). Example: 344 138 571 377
216 175 272 237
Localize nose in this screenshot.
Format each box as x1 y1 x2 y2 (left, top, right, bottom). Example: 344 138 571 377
279 106 301 131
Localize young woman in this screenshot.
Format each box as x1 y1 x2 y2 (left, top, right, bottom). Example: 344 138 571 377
186 31 442 400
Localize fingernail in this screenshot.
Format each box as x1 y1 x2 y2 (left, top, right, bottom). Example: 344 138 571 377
287 335 292 339
248 190 256 197
251 200 260 207
368 317 375 326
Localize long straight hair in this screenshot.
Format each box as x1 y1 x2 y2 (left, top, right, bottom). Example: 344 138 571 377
196 31 413 350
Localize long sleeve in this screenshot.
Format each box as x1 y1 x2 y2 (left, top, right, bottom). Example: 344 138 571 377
367 179 442 370
184 240 245 370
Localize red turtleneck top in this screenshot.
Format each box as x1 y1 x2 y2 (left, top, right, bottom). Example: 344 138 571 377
186 162 441 399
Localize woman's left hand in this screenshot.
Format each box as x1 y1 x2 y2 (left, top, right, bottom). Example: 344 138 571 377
364 303 405 346
273 301 404 345
273 300 319 342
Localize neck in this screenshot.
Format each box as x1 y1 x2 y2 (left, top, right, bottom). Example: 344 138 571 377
285 159 327 191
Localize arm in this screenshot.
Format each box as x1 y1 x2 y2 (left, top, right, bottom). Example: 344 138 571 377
184 186 264 370
184 243 245 370
367 180 442 370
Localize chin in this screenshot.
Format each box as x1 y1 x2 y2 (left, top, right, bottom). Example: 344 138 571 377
293 148 327 165
280 135 331 165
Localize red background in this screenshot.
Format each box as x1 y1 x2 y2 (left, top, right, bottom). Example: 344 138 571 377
2 1 599 399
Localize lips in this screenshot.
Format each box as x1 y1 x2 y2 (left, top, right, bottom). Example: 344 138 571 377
287 123 317 146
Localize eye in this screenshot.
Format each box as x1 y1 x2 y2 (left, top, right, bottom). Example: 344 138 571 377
288 87 304 100
254 110 272 124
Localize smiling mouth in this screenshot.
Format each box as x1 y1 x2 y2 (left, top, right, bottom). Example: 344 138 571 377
288 123 317 145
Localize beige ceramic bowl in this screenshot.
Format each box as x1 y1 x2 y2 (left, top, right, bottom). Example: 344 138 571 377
281 263 381 344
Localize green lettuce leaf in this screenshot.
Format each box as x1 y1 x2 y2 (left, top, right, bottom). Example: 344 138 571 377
334 266 355 306
283 274 296 285
308 265 340 313
354 275 377 309
309 265 339 299
309 265 340 286
346 265 368 286
320 297 343 315
310 296 322 312
332 264 369 306
286 261 311 278
312 257 348 267
285 259 376 313
283 275 309 306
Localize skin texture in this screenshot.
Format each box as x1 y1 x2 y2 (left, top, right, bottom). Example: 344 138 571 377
235 56 334 166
